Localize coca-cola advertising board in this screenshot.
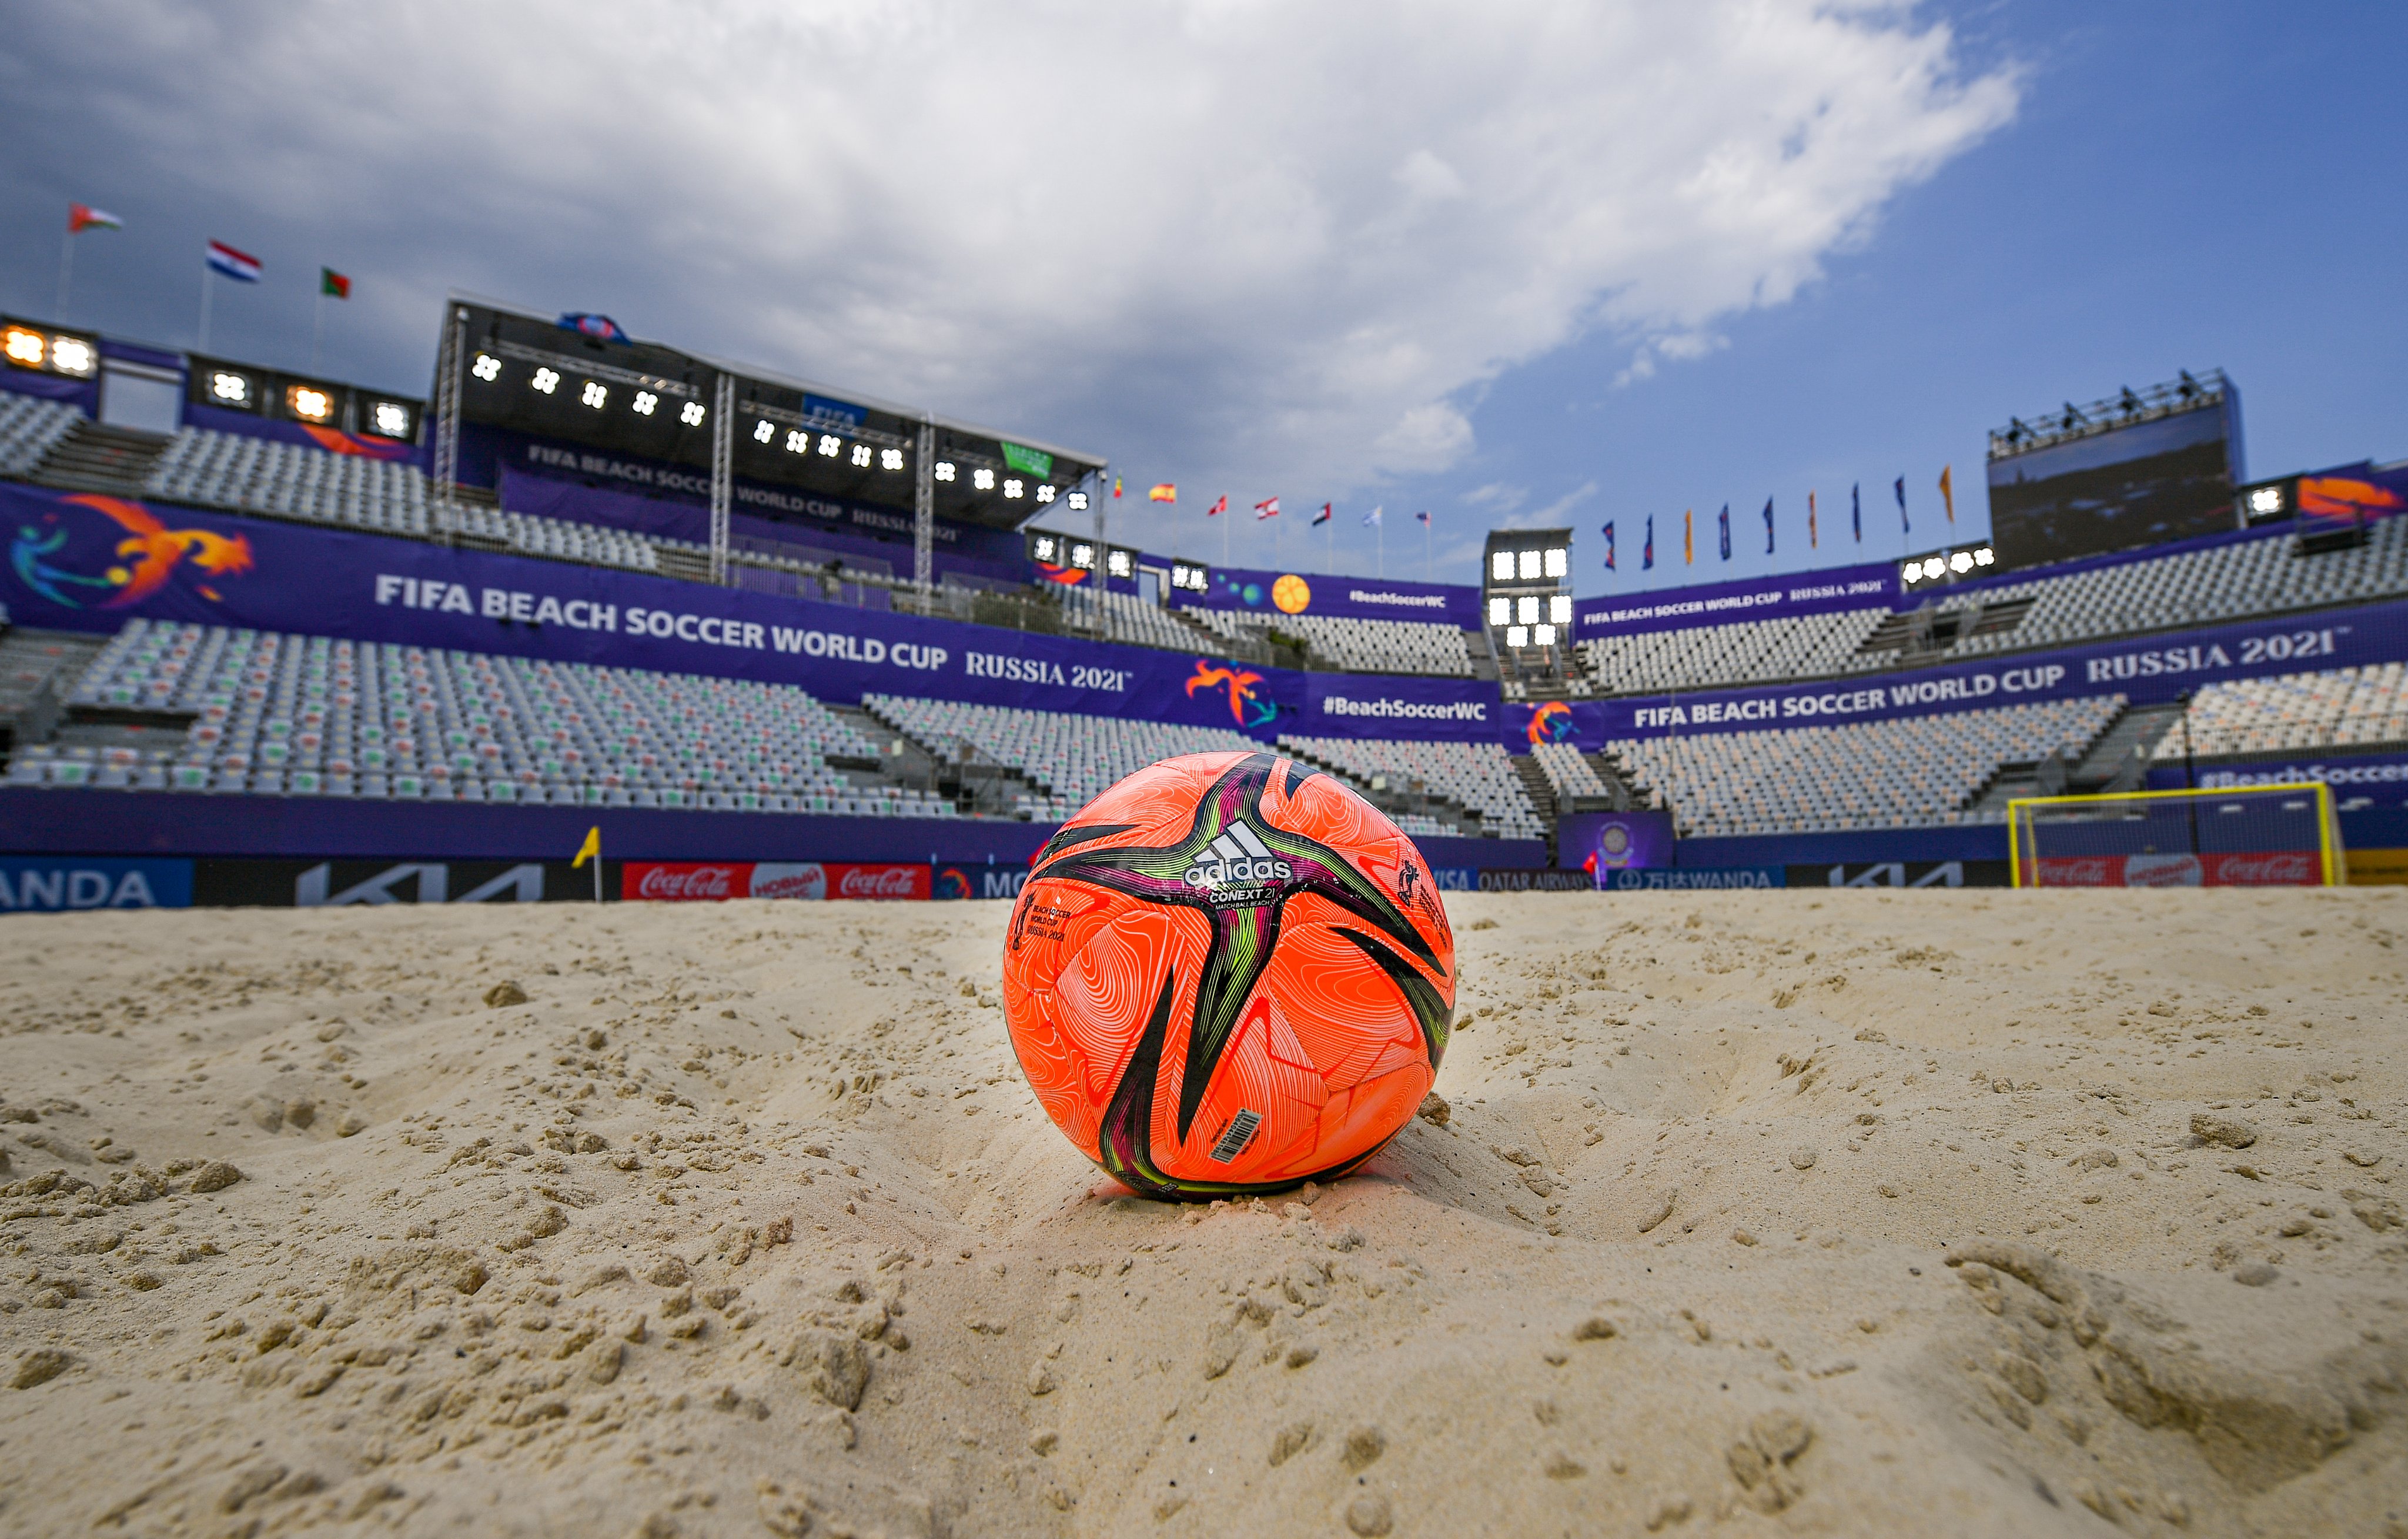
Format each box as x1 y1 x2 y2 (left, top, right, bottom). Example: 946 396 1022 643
621 861 929 901
2027 851 2324 888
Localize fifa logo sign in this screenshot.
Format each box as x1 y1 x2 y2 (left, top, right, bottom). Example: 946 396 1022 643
1185 824 1293 889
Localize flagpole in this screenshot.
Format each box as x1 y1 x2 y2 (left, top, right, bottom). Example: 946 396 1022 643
198 268 213 354
310 287 324 375
1377 518 1384 579
1423 518 1431 582
55 232 72 321
1222 502 1229 566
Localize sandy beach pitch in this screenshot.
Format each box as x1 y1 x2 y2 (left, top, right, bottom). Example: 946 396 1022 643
1 889 2403 1537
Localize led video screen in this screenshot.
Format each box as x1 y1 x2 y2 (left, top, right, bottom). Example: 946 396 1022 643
1987 400 2240 569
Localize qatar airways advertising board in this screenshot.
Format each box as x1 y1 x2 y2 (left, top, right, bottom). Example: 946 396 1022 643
622 861 931 902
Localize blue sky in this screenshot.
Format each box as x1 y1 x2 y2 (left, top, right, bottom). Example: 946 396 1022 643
2 4 2399 598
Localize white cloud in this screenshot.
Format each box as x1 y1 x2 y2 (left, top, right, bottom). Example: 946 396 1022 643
8 1 2016 506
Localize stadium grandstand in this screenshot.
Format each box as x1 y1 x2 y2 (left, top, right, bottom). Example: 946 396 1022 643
4 301 2406 897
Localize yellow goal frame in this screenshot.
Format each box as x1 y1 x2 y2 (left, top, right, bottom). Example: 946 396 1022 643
2006 780 2343 888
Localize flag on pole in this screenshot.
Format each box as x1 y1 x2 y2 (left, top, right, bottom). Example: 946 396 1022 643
1643 515 1655 570
1683 509 1693 565
206 240 262 283
69 203 122 234
1894 475 1909 533
1148 483 1176 503
1762 497 1774 555
1206 495 1226 517
1938 465 1955 524
1362 506 1383 526
1717 503 1731 562
1255 497 1279 520
1113 477 1123 499
556 312 630 343
1602 520 1616 571
320 268 351 299
573 826 601 867
1310 503 1332 527
1851 483 1862 543
1808 490 1818 549
1415 511 1430 525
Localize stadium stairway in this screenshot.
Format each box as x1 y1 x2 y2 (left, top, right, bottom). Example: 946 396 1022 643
31 420 174 498
0 629 106 754
1960 699 2176 819
1511 754 1560 863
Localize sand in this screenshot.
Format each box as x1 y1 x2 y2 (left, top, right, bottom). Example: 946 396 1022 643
1 887 2405 1537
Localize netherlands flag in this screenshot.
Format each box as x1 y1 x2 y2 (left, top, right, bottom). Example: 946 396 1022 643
206 240 262 283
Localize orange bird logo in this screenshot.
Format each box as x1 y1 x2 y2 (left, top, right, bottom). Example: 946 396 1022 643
68 495 253 605
1186 660 1276 728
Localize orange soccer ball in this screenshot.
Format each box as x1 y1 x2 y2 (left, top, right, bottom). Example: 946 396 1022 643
1001 749 1456 1200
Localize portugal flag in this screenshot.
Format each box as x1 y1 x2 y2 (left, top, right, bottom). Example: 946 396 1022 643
321 268 351 299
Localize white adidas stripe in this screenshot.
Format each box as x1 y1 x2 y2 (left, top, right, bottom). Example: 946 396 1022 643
1229 824 1274 859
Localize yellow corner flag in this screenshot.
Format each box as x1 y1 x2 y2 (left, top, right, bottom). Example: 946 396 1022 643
1939 465 1955 524
573 826 601 867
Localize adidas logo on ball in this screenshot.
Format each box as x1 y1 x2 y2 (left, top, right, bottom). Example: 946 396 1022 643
1185 824 1294 889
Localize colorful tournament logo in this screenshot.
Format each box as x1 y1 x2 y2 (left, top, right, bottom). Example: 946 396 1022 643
1185 659 1278 729
1271 573 1312 615
1596 821 1634 869
1524 700 1575 746
933 866 972 901
9 495 255 610
1034 562 1087 586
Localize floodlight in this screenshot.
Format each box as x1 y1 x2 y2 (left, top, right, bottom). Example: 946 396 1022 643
1488 597 1510 626
680 400 706 426
1490 552 1512 581
1549 594 1572 624
1035 484 1055 502
935 461 957 482
3 326 44 367
1004 478 1024 499
580 381 608 409
632 390 658 416
530 367 559 395
1106 548 1134 578
1517 550 1540 580
817 434 841 456
48 335 95 376
1900 561 1922 585
785 429 808 453
879 448 904 471
1031 533 1061 562
1506 625 1529 649
1069 541 1096 569
470 353 501 382
2247 485 2285 516
368 401 411 438
1534 623 1557 646
1544 548 1568 577
210 370 253 405
972 468 995 490
753 419 775 443
1923 556 1945 579
1974 546 1995 566
1067 490 1088 510
850 443 872 467
1949 550 1974 573
1516 595 1539 625
285 385 334 423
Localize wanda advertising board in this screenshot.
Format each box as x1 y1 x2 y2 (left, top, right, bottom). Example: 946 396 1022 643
622 860 930 902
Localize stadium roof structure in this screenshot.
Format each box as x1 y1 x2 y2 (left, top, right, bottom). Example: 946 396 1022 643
437 291 1107 536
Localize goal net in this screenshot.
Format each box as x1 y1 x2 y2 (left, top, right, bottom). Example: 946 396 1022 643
2008 782 2343 888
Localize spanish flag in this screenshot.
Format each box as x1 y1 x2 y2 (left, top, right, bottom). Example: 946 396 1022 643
1149 484 1176 503
1683 508 1693 565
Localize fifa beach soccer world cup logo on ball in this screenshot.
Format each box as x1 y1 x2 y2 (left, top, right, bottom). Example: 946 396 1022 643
1272 573 1312 615
1001 750 1454 1200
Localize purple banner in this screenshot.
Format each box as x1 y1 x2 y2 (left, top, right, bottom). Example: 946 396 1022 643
1558 810 1675 880
1170 564 1480 629
2146 752 2408 804
0 483 1505 742
1563 600 2408 743
1573 559 1898 638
